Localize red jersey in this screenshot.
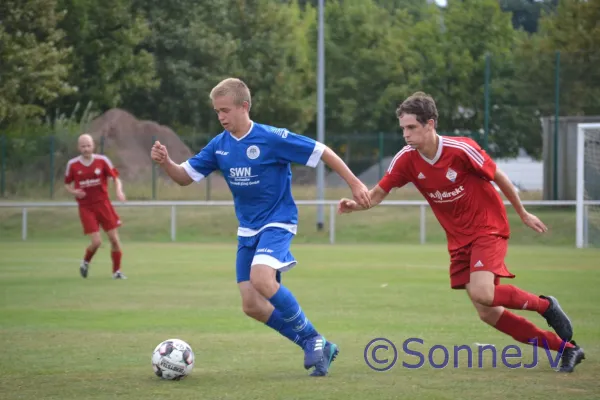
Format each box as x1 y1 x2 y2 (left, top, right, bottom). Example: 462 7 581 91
64 154 119 206
378 136 510 250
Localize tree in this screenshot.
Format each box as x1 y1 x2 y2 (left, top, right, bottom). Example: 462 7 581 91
405 0 522 156
508 0 600 158
126 0 240 132
55 0 158 114
499 0 558 34
129 0 315 136
309 0 415 135
222 0 316 135
0 0 74 126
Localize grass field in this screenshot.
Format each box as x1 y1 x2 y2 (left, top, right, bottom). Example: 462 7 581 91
1 241 599 400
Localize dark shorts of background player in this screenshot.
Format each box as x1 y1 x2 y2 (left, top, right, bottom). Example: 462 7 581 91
449 234 515 289
78 199 121 235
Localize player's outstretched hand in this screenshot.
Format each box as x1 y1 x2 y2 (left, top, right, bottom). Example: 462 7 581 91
520 211 548 233
151 141 169 164
338 198 358 214
74 189 86 199
350 181 371 209
116 190 126 202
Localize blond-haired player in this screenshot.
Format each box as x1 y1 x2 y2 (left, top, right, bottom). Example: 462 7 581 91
152 78 370 376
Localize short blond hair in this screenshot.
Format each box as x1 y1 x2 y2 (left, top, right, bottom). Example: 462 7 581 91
210 78 252 109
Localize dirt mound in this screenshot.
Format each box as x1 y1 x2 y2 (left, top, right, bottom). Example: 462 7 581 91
86 109 227 188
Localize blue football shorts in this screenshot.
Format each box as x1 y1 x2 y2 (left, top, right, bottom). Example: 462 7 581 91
235 227 297 283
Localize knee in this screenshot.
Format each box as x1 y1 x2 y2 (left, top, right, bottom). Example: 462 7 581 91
109 238 120 251
467 284 495 307
476 307 503 325
241 298 270 321
90 238 102 249
242 301 263 320
107 233 120 250
249 266 277 297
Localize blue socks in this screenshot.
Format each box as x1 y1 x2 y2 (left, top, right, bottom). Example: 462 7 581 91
265 309 303 348
266 285 317 348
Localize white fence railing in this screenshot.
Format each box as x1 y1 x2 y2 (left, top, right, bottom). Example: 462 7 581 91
0 200 587 245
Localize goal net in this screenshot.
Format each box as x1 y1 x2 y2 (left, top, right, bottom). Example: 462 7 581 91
576 123 600 248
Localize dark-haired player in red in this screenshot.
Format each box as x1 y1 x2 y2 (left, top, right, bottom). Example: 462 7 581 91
64 133 127 279
338 92 585 373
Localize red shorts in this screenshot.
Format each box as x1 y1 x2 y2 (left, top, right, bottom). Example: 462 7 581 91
449 235 515 289
78 200 121 235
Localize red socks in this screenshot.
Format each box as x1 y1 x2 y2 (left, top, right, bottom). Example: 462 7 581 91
495 310 573 351
111 251 122 273
491 285 550 314
84 247 123 274
84 248 97 263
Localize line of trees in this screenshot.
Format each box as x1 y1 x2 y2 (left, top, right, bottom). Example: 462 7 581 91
1 0 599 159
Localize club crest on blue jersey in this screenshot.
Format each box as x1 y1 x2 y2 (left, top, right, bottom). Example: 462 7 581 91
247 145 260 160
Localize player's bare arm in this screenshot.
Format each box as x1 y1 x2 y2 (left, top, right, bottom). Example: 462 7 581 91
494 168 547 233
113 177 126 202
338 185 388 214
151 141 193 186
64 183 86 199
320 147 371 208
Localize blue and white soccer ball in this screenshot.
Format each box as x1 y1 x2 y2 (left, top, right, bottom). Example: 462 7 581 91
151 338 195 380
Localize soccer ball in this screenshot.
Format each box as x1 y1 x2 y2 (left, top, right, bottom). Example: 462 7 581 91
151 338 195 380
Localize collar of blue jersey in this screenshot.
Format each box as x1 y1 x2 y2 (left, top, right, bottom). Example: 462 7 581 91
229 121 255 141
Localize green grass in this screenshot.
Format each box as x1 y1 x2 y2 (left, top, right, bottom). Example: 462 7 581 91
1 242 599 399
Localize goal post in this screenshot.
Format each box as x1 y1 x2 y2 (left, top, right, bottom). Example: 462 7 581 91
576 123 600 248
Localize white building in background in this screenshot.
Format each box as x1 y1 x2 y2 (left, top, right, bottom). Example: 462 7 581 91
493 150 544 192
326 149 543 193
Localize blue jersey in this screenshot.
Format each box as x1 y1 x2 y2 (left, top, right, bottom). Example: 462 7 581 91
181 121 325 237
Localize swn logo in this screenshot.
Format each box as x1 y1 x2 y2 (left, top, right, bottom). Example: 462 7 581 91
427 186 465 203
229 167 252 178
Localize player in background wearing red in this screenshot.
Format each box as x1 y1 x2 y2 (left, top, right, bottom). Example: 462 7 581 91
64 134 127 279
338 92 585 373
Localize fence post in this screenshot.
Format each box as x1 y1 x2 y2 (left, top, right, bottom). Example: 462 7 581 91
171 205 176 241
22 207 28 241
553 50 561 201
329 204 335 244
49 135 55 199
0 134 5 197
483 53 490 151
206 175 211 201
152 135 157 200
378 132 384 180
420 204 426 245
100 135 105 154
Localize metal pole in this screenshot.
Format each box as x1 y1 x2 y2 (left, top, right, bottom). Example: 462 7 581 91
152 135 157 200
553 51 561 200
22 208 27 241
49 136 55 199
420 204 426 245
378 132 384 179
0 134 5 197
329 204 335 244
483 53 490 151
316 0 325 231
171 205 176 242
